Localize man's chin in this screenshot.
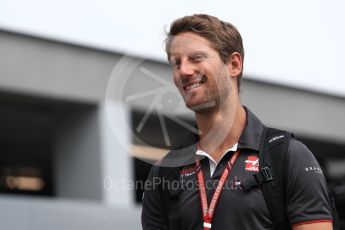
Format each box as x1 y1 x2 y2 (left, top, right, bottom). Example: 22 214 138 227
187 101 217 112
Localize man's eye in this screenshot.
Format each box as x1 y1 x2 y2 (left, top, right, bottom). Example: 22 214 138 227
191 55 205 62
170 59 181 68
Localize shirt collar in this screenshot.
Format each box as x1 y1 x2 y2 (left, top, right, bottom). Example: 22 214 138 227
238 107 265 151
196 143 238 165
194 107 264 160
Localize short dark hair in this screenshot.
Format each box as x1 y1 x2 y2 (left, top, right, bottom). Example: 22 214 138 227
165 14 245 90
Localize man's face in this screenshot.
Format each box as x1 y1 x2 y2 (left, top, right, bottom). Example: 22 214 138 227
168 32 233 112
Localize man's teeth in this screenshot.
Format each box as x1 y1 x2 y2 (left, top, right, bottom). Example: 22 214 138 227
186 82 202 90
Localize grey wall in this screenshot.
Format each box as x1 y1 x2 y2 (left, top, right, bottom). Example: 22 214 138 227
1 30 344 144
54 104 102 200
241 80 345 142
0 30 118 103
0 196 142 230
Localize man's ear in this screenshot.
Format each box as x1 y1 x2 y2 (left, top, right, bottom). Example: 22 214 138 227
227 52 243 78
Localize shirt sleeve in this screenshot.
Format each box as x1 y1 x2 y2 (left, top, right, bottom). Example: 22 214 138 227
141 165 169 230
285 138 333 225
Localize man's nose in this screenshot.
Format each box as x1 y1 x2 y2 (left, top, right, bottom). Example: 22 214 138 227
179 60 196 76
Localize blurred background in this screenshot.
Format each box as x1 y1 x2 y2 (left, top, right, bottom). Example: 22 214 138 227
0 0 345 229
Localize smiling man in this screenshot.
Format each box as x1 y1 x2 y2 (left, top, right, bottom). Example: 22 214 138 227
141 14 334 230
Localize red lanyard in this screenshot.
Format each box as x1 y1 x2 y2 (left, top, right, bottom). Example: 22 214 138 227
195 150 240 230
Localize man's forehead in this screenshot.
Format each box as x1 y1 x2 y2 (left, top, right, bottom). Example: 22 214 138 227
168 34 216 58
169 32 211 49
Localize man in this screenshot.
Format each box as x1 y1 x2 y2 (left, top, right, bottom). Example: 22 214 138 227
142 14 333 229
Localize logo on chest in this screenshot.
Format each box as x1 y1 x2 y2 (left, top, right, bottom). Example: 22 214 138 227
244 155 259 172
180 166 196 178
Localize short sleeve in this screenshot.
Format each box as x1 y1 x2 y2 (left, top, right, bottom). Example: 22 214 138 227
141 165 169 230
286 138 333 226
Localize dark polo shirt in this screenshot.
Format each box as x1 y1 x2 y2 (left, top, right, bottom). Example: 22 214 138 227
142 108 332 229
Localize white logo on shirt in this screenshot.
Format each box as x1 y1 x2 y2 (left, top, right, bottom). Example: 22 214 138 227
305 166 323 174
269 135 285 143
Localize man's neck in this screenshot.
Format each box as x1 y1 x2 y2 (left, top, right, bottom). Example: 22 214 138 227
195 102 246 163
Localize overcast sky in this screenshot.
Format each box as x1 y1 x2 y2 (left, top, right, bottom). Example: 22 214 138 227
0 0 344 97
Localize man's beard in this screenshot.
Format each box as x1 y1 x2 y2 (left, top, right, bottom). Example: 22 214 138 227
187 67 231 113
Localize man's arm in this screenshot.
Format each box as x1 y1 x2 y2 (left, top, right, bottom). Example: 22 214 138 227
292 222 332 230
286 139 334 227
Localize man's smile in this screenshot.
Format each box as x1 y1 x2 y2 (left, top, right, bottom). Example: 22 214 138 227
182 76 206 92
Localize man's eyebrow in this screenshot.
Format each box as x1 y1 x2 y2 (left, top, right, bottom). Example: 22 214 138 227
169 51 209 58
191 51 208 55
189 51 209 57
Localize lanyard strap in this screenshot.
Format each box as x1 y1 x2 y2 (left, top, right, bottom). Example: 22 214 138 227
196 150 240 230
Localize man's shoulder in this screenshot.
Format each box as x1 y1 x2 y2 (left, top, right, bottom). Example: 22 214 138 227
263 126 312 156
286 137 319 164
155 132 197 168
288 137 309 152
